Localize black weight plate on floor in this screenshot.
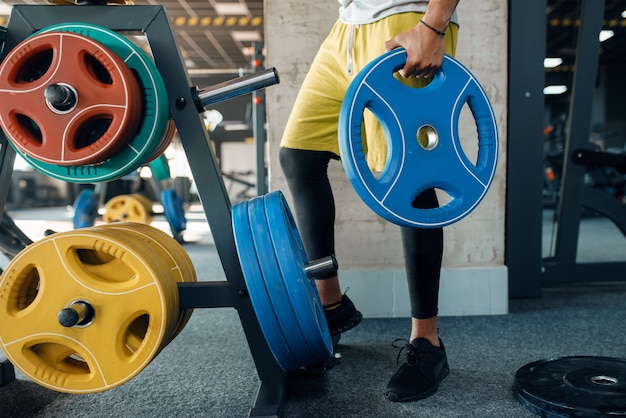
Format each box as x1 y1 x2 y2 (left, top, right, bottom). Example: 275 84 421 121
514 356 626 417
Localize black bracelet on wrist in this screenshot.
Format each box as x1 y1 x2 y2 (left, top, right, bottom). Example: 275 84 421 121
420 19 446 37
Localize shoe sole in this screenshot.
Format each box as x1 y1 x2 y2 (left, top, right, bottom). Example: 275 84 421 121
384 363 450 402
329 310 363 335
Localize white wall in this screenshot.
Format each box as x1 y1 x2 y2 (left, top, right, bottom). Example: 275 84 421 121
265 1 509 317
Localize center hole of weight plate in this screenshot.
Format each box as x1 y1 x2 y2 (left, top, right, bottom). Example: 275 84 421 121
591 375 618 385
417 125 438 151
58 300 95 328
45 83 78 114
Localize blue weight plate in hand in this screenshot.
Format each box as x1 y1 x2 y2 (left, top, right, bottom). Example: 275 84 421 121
338 48 498 228
232 199 299 371
247 195 317 367
264 191 333 363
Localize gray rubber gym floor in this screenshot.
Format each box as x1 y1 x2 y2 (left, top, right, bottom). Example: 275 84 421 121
1 205 625 417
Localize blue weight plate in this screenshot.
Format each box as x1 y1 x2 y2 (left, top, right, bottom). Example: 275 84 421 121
232 199 299 371
72 188 98 229
20 23 169 183
264 191 332 361
161 189 186 235
338 49 498 228
247 196 316 367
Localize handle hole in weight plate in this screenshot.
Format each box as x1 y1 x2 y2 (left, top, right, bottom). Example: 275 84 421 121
15 114 43 145
15 50 53 83
11 266 40 312
84 54 114 84
411 188 452 209
458 101 479 167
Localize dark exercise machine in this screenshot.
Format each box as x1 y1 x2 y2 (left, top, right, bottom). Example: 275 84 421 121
509 2 626 416
507 0 626 296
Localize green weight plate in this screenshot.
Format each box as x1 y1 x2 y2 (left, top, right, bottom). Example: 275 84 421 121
18 23 169 183
149 154 171 182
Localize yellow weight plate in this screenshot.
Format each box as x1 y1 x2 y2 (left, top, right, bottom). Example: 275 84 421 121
125 222 196 338
103 194 153 224
0 228 179 393
132 194 154 214
94 223 196 339
124 223 196 339
82 227 182 353
122 223 196 281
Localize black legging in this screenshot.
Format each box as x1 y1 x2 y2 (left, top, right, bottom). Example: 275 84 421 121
279 147 443 319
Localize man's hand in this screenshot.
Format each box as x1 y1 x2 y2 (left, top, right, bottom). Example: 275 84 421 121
384 21 446 79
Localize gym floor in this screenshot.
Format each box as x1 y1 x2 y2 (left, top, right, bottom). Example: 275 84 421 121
0 205 625 417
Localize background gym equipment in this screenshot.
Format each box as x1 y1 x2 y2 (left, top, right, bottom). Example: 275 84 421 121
508 3 626 416
149 153 172 183
72 155 188 240
0 211 33 259
338 48 498 229
506 0 626 298
161 188 186 236
102 190 186 236
0 4 313 416
103 193 154 224
72 187 99 229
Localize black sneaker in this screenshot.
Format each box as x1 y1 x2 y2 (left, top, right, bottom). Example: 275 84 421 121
385 338 449 402
323 294 362 335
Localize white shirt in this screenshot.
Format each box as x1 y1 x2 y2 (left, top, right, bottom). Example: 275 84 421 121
337 0 457 25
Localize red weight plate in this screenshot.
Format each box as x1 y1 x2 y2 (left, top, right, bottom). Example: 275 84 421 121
145 119 177 163
0 31 143 166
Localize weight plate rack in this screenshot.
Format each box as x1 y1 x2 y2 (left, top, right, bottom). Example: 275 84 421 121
0 4 289 416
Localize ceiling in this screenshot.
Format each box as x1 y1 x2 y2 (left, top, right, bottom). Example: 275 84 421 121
0 0 264 79
0 1 623 80
545 0 626 105
547 0 626 72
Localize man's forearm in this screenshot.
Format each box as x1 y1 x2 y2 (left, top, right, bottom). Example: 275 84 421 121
422 0 460 32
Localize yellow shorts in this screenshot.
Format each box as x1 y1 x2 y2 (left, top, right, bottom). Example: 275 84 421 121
279 13 459 171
